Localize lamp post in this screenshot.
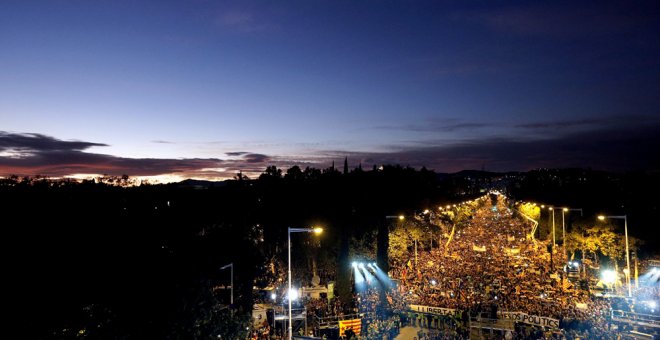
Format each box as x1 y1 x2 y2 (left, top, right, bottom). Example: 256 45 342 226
598 215 631 298
220 263 233 306
288 227 323 340
548 207 556 246
561 208 582 258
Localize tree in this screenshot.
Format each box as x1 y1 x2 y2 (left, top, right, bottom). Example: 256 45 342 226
518 203 540 221
260 165 282 179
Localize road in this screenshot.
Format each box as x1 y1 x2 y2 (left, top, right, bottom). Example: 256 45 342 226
394 326 421 340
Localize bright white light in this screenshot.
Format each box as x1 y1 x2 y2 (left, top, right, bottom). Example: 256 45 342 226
372 262 377 267
359 263 365 268
288 288 298 301
430 279 437 285
352 262 358 268
647 301 657 309
271 293 277 300
602 270 617 284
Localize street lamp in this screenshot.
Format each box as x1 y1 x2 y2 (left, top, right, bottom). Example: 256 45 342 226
560 207 582 257
287 226 323 340
548 207 556 246
598 215 631 298
220 263 233 306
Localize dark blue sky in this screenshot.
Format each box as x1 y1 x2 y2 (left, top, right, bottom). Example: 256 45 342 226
1 0 659 180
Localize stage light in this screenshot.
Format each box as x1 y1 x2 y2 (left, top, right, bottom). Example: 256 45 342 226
601 270 617 284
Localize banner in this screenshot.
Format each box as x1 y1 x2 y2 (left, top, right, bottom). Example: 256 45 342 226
409 305 459 317
410 305 558 328
500 312 559 329
473 245 486 252
339 319 361 337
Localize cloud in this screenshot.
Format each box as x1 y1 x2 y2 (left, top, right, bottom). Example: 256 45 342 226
3 122 659 182
243 153 269 163
374 118 493 133
226 151 248 156
152 140 175 144
225 152 270 163
514 114 657 131
341 123 660 173
0 132 107 153
468 2 650 38
0 131 241 177
215 8 274 33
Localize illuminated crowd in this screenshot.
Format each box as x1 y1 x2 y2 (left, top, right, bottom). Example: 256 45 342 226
390 196 618 337
253 194 658 339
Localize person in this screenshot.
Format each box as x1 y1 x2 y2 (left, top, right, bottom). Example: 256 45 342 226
344 327 355 339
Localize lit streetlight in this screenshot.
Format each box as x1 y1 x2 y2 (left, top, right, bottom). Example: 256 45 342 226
287 227 323 340
598 215 631 298
548 207 556 246
560 207 582 257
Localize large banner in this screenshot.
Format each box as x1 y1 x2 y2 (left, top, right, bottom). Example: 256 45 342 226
338 319 361 336
500 312 559 328
409 305 459 317
410 305 559 328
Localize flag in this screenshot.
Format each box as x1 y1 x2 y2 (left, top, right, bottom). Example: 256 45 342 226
339 319 361 336
472 245 486 252
407 259 412 268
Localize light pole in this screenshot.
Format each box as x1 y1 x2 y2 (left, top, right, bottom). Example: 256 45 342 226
561 208 582 258
220 263 233 306
288 226 323 340
598 215 631 298
548 207 556 246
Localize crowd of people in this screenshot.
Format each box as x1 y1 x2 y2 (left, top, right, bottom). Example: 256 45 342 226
254 194 658 338
389 195 624 338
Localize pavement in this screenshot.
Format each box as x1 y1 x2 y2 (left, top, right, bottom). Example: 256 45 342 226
394 326 421 340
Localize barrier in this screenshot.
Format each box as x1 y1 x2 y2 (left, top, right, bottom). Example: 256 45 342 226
611 310 660 328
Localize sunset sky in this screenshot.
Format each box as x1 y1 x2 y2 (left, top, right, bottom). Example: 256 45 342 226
2 0 659 181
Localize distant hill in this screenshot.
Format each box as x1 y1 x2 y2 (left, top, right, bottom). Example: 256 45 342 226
175 178 229 188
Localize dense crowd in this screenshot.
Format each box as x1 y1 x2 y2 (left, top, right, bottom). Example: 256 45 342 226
388 196 623 337
260 195 658 338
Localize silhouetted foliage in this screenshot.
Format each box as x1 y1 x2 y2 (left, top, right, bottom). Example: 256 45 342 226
3 166 657 337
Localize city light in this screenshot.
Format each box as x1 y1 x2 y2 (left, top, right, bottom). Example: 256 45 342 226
601 270 617 284
288 288 298 301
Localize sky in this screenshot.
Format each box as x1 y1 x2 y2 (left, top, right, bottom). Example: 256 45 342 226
1 0 659 181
